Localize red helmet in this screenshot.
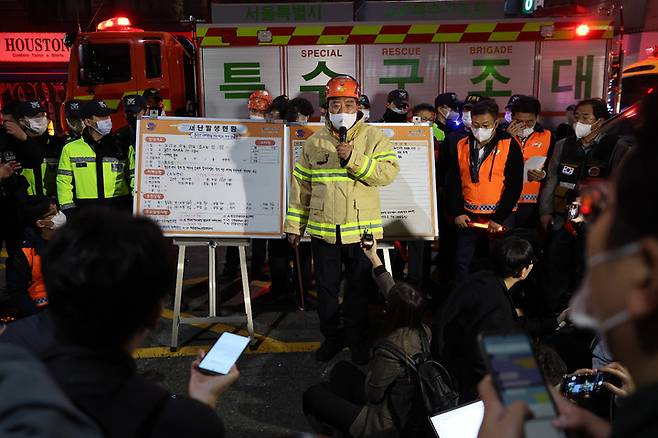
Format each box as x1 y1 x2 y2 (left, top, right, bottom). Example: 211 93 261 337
325 76 360 100
248 90 273 111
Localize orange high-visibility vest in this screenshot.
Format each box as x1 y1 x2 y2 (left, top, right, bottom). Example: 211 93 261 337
515 130 551 204
21 247 48 307
457 136 511 214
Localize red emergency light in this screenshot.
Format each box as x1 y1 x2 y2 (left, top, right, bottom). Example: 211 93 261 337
97 16 140 32
576 24 590 37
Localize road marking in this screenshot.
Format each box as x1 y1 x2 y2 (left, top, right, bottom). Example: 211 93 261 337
135 308 320 359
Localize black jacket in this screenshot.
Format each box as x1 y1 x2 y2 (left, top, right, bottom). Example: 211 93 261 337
42 344 224 438
5 228 48 317
612 382 658 438
433 270 518 401
446 133 524 223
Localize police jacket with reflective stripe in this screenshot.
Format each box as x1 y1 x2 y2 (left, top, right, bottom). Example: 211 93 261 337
513 125 552 204
284 117 400 244
57 129 130 210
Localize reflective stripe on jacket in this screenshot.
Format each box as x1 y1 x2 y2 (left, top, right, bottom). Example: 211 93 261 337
56 137 130 210
285 117 400 244
457 136 511 215
21 247 47 307
515 130 551 204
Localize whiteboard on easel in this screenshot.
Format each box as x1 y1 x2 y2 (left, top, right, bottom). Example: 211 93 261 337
288 122 438 240
134 117 287 238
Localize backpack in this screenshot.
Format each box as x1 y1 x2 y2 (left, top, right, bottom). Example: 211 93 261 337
377 329 459 420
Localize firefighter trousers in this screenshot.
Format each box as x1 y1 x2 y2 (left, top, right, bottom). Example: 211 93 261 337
311 227 371 348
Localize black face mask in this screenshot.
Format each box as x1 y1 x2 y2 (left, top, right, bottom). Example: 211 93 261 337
383 108 408 123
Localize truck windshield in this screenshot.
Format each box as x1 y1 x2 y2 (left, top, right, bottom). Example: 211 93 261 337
79 43 131 85
621 74 658 109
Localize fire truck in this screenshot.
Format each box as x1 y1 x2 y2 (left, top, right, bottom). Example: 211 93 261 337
65 15 617 128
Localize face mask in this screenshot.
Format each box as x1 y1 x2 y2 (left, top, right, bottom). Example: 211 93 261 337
249 114 265 120
473 127 494 144
297 115 309 124
319 115 326 123
440 107 459 121
574 121 593 139
361 109 370 122
91 118 112 136
67 118 84 135
50 211 67 230
462 112 472 129
329 112 357 130
569 241 640 335
391 106 408 115
521 125 535 138
27 116 48 135
504 111 513 124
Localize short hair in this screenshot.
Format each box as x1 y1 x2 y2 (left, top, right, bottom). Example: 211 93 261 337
471 99 499 119
576 98 610 120
287 97 314 122
42 209 176 348
267 95 290 120
384 282 426 334
534 342 567 387
22 196 55 231
412 103 435 116
491 236 535 278
511 95 541 116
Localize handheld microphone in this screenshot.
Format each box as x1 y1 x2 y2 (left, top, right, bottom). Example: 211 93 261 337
339 126 348 167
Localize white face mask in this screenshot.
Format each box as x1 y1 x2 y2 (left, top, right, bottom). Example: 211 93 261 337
504 111 513 124
390 106 407 115
329 112 357 130
250 113 265 120
440 107 459 121
27 116 48 135
50 211 67 230
473 127 494 144
462 111 472 129
521 125 535 138
574 121 594 139
91 118 112 136
361 109 370 122
297 115 309 124
569 241 639 336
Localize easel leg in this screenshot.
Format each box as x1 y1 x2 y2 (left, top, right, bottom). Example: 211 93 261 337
383 247 392 274
170 244 186 352
238 245 255 345
209 242 217 317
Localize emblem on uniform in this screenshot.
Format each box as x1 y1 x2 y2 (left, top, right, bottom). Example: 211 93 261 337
70 102 79 110
99 101 107 108
296 129 304 139
30 101 40 108
562 166 575 176
588 166 601 177
147 122 156 131
127 98 136 105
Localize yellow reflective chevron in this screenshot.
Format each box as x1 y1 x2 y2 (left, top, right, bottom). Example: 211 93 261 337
286 207 309 225
353 156 375 181
293 163 354 182
305 219 383 238
372 150 398 161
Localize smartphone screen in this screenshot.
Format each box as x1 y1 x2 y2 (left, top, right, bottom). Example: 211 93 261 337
199 332 250 375
480 332 564 438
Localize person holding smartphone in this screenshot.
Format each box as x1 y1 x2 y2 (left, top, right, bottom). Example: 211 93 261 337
478 93 658 438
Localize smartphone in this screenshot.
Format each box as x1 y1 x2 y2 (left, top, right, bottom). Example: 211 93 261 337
479 330 565 438
361 229 374 250
198 332 250 375
561 371 622 400
430 400 484 438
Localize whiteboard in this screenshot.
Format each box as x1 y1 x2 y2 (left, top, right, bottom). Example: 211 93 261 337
134 117 287 238
288 123 438 240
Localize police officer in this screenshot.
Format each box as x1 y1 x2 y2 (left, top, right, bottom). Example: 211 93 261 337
63 100 85 142
381 89 410 123
115 94 146 194
539 98 633 312
143 88 165 116
285 76 400 364
506 95 553 228
357 95 370 122
447 99 524 287
57 100 132 213
8 101 62 198
434 92 461 141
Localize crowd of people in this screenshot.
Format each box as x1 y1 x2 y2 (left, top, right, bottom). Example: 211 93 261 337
0 72 656 438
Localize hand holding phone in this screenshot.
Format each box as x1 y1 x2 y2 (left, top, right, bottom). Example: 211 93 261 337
199 332 250 375
189 350 240 408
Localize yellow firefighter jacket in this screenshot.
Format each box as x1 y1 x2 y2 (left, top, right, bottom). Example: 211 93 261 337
284 117 400 244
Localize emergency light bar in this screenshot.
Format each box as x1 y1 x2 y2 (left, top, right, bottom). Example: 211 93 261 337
97 16 136 32
576 24 590 37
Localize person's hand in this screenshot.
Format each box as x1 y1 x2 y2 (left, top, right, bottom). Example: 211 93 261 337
336 142 353 161
4 121 27 141
507 120 524 138
552 388 611 438
602 362 635 398
455 214 470 229
0 161 21 180
362 239 382 267
287 233 300 248
477 376 532 438
527 169 546 182
488 220 503 233
188 350 240 409
540 214 554 231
